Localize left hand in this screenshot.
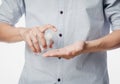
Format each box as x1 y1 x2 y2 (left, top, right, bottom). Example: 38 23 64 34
43 41 85 59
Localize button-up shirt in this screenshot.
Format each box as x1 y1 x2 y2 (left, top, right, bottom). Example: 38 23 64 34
0 0 120 84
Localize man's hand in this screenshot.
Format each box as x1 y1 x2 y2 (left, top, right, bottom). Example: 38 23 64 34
19 24 57 53
43 41 85 59
43 30 120 59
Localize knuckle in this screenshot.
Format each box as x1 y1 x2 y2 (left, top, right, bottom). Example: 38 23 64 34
33 40 38 44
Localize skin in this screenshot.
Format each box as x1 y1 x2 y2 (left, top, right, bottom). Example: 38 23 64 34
0 23 57 53
43 30 120 59
0 23 120 59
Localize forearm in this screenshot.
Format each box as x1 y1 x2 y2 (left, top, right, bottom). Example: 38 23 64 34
82 30 120 53
0 23 25 43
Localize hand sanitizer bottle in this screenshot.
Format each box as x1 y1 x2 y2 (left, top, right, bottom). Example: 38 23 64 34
38 29 56 55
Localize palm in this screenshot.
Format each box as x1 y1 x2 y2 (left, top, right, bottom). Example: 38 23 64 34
43 41 85 59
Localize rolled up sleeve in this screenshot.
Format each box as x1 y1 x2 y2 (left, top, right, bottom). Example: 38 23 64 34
104 0 120 30
0 0 25 25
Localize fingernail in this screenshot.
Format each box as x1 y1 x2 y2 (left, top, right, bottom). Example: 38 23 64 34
44 46 47 49
43 45 47 49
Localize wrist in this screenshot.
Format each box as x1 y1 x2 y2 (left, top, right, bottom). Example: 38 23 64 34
80 41 89 53
18 27 29 41
81 40 102 53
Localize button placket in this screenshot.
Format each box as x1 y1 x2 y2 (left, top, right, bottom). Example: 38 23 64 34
58 7 64 47
56 0 65 83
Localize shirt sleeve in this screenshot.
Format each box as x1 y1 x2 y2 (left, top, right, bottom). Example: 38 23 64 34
104 0 120 30
0 0 25 26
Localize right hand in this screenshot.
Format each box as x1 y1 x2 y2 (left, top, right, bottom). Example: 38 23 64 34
19 24 57 53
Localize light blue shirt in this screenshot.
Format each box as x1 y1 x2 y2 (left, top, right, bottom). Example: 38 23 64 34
0 0 120 84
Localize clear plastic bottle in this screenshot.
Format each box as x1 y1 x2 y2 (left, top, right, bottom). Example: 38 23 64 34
34 29 56 56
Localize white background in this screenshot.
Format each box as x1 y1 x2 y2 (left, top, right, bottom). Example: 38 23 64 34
0 0 120 84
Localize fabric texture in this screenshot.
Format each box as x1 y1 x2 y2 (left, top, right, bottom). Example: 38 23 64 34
0 0 120 84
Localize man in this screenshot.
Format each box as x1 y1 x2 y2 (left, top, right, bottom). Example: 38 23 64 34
0 0 120 84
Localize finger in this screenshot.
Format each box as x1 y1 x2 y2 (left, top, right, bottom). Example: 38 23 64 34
26 35 36 53
29 30 41 53
35 28 47 48
43 48 65 57
49 39 54 48
39 24 57 33
43 47 73 59
43 49 60 57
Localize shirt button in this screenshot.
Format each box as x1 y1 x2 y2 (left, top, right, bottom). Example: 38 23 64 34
58 57 61 59
60 11 63 14
59 33 62 37
58 78 61 82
